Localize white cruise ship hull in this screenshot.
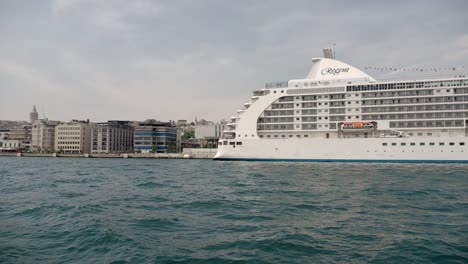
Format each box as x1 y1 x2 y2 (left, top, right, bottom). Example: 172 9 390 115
214 137 468 162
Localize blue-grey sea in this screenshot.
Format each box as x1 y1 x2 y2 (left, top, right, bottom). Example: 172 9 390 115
1 157 467 263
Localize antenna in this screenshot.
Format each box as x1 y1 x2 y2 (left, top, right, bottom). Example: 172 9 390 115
333 43 336 59
41 105 47 120
323 47 335 59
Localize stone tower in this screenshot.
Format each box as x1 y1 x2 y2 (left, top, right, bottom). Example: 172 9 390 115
30 105 39 124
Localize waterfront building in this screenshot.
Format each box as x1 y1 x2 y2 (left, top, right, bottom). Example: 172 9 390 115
91 121 134 154
8 126 32 150
55 120 92 154
0 129 24 152
134 119 177 153
31 119 60 152
30 105 39 124
0 139 23 152
195 122 226 148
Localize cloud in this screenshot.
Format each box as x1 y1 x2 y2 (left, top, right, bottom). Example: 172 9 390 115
1 1 467 121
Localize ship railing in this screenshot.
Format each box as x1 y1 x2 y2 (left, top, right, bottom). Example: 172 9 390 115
265 81 289 89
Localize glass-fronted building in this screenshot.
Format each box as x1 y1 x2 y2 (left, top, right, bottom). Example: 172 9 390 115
134 120 177 153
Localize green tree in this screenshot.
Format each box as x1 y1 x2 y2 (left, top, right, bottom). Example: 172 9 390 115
181 130 195 140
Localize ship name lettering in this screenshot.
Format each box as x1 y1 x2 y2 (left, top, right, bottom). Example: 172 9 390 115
321 68 350 75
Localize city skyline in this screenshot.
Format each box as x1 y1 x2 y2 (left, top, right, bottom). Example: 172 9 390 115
1 0 468 121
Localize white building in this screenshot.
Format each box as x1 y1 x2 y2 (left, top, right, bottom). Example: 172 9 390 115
55 120 92 154
194 122 226 148
31 119 60 152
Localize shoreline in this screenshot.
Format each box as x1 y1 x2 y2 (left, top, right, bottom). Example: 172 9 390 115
0 152 216 159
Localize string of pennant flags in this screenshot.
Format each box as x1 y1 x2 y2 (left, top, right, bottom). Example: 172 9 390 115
362 66 465 72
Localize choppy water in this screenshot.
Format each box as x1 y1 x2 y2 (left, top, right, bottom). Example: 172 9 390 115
1 157 467 263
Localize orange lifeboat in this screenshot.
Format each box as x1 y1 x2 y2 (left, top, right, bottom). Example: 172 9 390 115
341 122 374 129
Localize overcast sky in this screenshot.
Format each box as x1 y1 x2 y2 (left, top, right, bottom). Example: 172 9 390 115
1 0 467 122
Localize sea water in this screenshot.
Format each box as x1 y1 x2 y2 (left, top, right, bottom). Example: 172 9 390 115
1 157 467 263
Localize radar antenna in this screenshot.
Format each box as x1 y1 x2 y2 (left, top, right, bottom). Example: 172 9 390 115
323 47 335 59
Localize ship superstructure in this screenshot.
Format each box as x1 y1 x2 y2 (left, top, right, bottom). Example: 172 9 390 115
214 56 468 162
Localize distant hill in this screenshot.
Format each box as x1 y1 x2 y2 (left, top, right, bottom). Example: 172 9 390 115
0 120 29 130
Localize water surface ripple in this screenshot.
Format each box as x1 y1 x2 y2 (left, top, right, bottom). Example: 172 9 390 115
1 157 467 263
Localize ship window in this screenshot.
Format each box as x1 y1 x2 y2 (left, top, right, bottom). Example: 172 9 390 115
401 143 406 146
420 143 425 146
429 142 435 146
236 142 242 145
223 141 228 145
460 142 465 146
296 104 299 106
304 135 308 137
410 143 416 146
281 135 286 138
427 133 432 136
439 142 444 146
259 135 264 138
281 90 284 93
382 143 387 146
274 135 278 138
289 135 293 137
296 118 300 120
296 135 301 138
391 143 397 146
348 102 351 104
274 91 276 93
229 142 235 145
245 134 247 137
449 142 455 146
267 135 271 138
409 133 414 136
238 134 241 137
417 133 423 136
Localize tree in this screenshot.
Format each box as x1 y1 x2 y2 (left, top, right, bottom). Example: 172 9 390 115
181 130 195 140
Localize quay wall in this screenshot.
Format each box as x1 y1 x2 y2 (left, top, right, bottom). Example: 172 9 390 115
0 149 217 159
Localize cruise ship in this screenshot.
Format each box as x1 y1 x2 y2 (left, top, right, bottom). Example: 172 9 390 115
214 52 468 162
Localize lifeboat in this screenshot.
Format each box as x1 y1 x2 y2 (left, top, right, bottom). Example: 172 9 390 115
341 122 374 130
